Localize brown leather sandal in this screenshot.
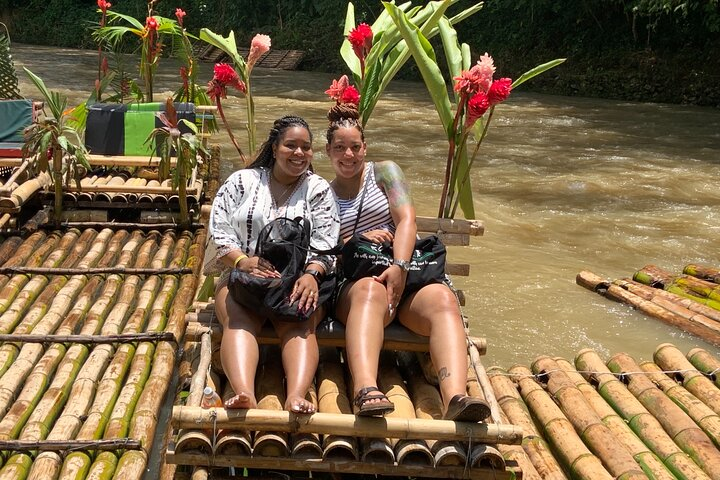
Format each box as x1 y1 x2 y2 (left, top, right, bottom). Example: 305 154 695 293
353 386 395 417
443 394 490 422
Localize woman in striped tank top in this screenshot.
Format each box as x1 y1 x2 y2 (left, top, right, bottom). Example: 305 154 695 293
326 103 490 422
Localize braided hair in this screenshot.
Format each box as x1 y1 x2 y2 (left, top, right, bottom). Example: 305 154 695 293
248 115 313 170
326 103 364 144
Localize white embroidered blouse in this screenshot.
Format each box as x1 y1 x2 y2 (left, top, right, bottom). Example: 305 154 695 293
204 167 340 278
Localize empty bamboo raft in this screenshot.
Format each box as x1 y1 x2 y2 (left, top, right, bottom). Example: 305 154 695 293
0 221 206 479
577 264 720 347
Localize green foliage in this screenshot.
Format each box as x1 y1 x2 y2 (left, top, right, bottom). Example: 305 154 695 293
22 67 90 222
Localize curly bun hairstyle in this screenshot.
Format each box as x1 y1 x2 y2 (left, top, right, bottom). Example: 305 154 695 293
326 103 364 144
249 115 313 170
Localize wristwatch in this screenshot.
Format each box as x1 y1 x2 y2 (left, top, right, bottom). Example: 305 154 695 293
392 259 410 272
304 269 324 285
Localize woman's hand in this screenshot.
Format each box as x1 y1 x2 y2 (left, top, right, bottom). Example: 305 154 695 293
236 256 281 278
290 274 319 314
360 229 394 243
375 265 406 316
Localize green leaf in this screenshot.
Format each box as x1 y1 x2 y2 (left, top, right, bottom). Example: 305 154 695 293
512 58 566 89
179 118 198 134
199 28 246 72
438 18 462 105
105 10 145 30
383 2 453 132
23 68 65 121
359 57 383 127
340 2 360 78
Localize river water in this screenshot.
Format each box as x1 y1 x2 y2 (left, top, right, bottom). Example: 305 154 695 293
13 44 720 367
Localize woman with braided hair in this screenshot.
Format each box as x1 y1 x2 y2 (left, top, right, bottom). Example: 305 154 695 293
205 115 340 413
326 103 490 421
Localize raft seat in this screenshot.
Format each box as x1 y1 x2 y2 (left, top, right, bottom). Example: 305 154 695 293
166 215 523 479
45 103 218 222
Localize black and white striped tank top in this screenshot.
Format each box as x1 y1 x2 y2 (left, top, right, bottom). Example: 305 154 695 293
337 162 395 239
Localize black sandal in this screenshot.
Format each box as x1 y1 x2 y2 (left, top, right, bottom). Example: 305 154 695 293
353 386 395 417
443 394 490 422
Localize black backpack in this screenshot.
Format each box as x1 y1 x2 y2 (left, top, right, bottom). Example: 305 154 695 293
228 217 336 322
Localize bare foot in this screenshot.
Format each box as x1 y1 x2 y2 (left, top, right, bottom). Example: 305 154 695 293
224 392 257 409
285 395 316 414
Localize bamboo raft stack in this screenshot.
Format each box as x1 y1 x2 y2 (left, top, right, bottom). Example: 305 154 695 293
577 264 720 347
488 343 720 480
0 214 206 479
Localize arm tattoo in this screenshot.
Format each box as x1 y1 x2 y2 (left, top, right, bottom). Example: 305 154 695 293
375 161 412 209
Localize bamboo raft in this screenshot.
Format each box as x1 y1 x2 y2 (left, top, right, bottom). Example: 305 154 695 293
577 264 720 347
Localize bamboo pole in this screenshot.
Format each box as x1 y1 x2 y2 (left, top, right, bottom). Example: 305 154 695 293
378 357 433 466
654 343 720 415
467 339 497 422
137 180 161 203
316 349 357 461
291 384 323 459
465 366 507 472
530 356 647 479
0 266 192 275
684 264 720 284
508 364 614 480
633 265 677 287
639 361 720 448
614 278 720 323
0 332 175 344
553 357 677 480
214 383 252 457
607 352 720 479
488 366 566 479
687 348 720 389
576 270 720 346
576 348 711 480
253 348 290 457
172 407 523 443
407 363 467 467
114 230 204 478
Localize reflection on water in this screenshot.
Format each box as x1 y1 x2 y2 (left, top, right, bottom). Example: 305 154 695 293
15 45 720 366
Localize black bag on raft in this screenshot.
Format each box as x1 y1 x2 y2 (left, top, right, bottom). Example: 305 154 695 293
228 217 336 322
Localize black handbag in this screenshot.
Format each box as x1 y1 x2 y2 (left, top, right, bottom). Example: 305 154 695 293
228 216 336 322
341 180 446 294
342 233 446 294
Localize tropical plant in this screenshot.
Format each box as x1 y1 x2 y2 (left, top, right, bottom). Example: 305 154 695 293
21 68 91 223
340 0 483 128
93 2 179 102
383 1 565 219
145 98 206 225
199 29 271 159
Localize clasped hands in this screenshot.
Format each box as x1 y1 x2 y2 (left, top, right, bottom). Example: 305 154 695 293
235 255 318 314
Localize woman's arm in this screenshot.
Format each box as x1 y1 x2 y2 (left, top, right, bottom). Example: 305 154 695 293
374 161 417 309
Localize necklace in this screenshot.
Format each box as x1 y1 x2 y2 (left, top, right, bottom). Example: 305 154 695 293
270 171 301 209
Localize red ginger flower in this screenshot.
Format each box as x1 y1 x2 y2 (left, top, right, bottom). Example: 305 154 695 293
175 8 186 27
146 16 158 31
325 75 350 101
340 85 360 105
465 91 490 128
488 77 512 105
348 23 373 75
208 63 246 101
97 0 111 13
101 57 109 76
